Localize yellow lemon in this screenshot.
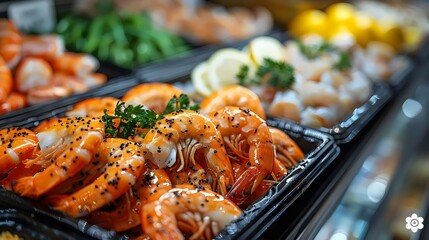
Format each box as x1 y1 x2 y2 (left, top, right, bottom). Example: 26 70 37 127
372 20 405 51
247 36 285 66
326 3 356 24
289 10 329 37
348 12 376 47
402 26 425 51
191 62 213 97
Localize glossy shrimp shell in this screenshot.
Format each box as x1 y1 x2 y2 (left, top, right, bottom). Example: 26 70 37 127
142 184 242 240
122 83 183 114
12 117 105 198
66 97 120 117
268 127 304 170
45 138 146 218
207 106 275 205
142 110 234 196
0 128 38 175
200 85 266 119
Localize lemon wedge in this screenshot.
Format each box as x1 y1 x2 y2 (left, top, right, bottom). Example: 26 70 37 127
207 48 253 90
191 62 212 96
248 36 285 66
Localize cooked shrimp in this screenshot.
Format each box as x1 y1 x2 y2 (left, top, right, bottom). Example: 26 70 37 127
22 35 64 61
15 57 53 93
294 80 340 107
0 56 13 104
66 97 120 117
27 85 72 105
142 184 242 240
300 106 340 128
207 107 275 205
268 127 304 170
81 73 107 88
33 117 69 133
142 110 234 195
200 85 266 119
12 117 104 198
51 52 99 77
85 163 172 232
51 73 88 94
122 83 183 114
268 90 303 122
0 92 27 114
0 20 22 68
0 128 38 174
167 162 211 190
45 138 146 218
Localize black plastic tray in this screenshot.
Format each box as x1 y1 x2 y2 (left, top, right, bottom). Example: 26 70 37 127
0 113 339 240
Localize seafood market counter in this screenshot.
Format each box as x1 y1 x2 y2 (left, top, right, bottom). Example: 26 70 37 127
264 55 429 239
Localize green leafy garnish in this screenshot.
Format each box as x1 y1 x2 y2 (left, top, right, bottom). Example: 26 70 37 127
296 41 335 59
102 94 199 138
333 52 351 71
235 58 295 90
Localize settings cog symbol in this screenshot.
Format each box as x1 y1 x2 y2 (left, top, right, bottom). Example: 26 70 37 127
406 213 424 233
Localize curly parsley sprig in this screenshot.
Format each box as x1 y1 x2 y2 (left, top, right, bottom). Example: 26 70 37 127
103 93 199 138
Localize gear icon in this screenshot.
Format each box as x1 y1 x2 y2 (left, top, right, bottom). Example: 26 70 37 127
406 213 424 232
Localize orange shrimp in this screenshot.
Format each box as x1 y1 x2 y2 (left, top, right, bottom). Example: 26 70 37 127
51 52 99 77
12 117 104 198
122 83 183 114
200 85 266 119
15 57 53 93
33 117 69 133
141 184 242 240
65 97 120 117
81 73 107 88
0 20 22 68
51 72 88 94
141 110 234 196
0 128 38 175
45 138 146 218
0 92 27 114
85 163 172 232
26 85 72 105
207 106 275 205
21 35 64 61
269 127 304 170
0 56 13 104
166 162 211 190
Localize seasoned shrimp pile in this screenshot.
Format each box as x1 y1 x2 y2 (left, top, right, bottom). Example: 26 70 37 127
0 83 305 239
0 19 106 114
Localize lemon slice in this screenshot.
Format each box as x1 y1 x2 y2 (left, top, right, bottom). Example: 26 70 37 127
191 62 212 97
248 36 285 66
207 48 253 90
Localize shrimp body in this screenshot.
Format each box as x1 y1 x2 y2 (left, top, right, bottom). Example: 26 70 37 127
0 128 38 174
142 110 234 196
46 138 146 218
0 20 22 68
85 163 172 232
66 97 120 117
142 185 242 240
200 85 266 119
268 127 304 170
12 117 104 198
207 106 275 205
0 92 27 114
15 57 53 93
0 57 13 104
22 35 64 61
52 53 99 77
122 83 183 114
26 85 72 105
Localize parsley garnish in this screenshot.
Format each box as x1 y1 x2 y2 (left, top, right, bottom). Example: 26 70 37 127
333 52 351 71
236 58 295 90
103 93 199 138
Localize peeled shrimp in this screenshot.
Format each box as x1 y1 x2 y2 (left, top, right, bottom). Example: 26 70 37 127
12 117 104 198
207 106 275 205
22 35 64 61
142 184 242 240
200 85 266 119
0 92 27 114
122 83 183 114
51 73 88 94
268 127 304 170
26 85 72 105
15 57 53 93
0 128 38 174
0 20 22 68
51 52 99 77
81 73 107 88
0 56 13 103
142 110 234 196
268 90 303 122
66 97 120 117
300 106 340 128
46 138 146 218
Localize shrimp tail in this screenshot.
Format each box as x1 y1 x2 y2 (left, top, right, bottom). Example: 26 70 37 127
11 176 35 197
226 166 269 205
43 194 68 208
